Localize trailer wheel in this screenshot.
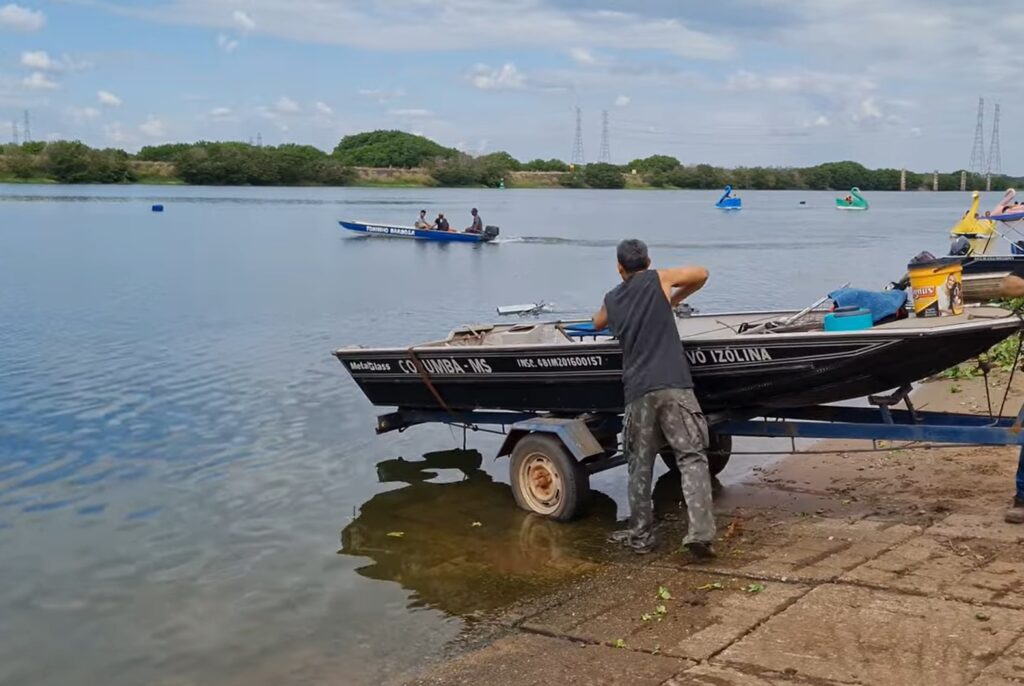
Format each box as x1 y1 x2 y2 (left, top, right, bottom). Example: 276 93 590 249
510 433 589 521
660 433 732 477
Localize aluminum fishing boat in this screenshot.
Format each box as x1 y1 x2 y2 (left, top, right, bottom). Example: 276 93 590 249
334 306 1020 415
340 220 499 243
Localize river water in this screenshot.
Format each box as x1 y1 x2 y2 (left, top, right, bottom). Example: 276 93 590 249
0 185 998 685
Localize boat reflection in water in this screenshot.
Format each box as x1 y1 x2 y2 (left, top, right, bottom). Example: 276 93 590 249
339 449 619 616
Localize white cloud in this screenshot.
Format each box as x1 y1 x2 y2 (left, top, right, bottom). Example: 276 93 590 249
811 115 830 127
97 90 122 107
209 106 233 118
274 95 300 114
851 96 883 124
358 88 404 103
388 108 432 117
139 116 167 138
569 47 597 65
21 50 53 69
19 50 90 71
468 63 525 91
95 1 732 60
314 101 333 115
0 3 44 32
615 94 630 107
217 33 238 53
232 9 255 31
22 71 57 90
104 122 132 145
66 106 100 123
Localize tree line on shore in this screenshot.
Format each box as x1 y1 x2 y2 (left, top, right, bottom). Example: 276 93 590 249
0 129 1017 191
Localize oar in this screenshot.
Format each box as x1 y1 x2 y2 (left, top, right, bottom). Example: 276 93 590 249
780 284 849 327
741 284 848 334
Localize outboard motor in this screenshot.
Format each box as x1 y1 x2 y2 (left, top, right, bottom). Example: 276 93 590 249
483 225 500 241
949 235 972 256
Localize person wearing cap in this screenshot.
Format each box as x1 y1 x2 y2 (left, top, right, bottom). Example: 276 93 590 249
592 239 715 558
414 210 432 229
465 208 483 234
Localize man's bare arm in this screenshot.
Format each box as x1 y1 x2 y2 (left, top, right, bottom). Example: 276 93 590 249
592 303 609 329
657 266 709 306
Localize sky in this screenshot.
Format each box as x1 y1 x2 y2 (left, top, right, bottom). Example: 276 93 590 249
1 0 1022 171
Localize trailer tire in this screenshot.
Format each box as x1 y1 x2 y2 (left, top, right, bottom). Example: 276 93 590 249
510 433 589 521
660 433 732 477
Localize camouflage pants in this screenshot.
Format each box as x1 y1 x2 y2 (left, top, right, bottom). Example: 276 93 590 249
622 388 715 548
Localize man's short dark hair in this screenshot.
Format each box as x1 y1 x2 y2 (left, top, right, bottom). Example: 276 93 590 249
617 239 649 273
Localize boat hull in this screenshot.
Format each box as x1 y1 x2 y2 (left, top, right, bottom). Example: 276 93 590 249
334 317 1019 415
962 256 1024 301
340 220 495 243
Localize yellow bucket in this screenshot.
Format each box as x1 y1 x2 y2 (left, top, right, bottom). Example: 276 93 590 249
907 258 964 317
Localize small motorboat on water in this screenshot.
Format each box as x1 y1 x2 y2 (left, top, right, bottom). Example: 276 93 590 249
836 187 868 211
334 305 1019 416
340 220 500 243
715 185 742 210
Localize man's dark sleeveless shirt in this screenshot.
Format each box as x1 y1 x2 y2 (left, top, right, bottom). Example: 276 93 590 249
604 269 694 404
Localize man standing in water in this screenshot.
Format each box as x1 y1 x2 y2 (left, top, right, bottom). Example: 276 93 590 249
593 239 716 557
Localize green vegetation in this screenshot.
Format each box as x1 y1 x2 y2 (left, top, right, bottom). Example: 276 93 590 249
2 130 1022 190
1 141 135 183
333 130 457 168
175 142 354 186
582 162 626 189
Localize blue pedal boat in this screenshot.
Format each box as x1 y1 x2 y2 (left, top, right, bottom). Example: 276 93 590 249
340 220 499 243
715 185 742 210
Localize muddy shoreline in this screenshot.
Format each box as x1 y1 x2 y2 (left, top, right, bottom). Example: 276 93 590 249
399 374 1024 686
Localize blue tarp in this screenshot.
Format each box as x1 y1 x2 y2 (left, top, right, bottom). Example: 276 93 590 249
828 287 907 324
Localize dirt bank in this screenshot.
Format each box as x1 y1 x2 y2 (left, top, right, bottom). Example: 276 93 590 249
400 373 1024 686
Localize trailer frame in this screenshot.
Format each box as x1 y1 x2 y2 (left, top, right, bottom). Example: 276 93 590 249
373 385 1024 521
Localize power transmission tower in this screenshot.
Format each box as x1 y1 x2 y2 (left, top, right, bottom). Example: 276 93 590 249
570 107 585 167
23 110 30 143
987 103 1002 176
11 120 18 145
256 131 262 148
968 97 986 176
598 109 611 163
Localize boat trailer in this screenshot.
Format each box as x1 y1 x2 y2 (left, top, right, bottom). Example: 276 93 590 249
374 385 1024 521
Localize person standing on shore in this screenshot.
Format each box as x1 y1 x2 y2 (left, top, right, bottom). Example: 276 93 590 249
592 239 716 557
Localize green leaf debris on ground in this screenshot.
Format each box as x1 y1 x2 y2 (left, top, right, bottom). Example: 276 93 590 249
657 586 672 600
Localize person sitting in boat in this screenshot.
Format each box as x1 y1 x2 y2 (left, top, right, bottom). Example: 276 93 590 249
464 208 483 234
415 210 432 229
434 213 451 231
592 239 715 558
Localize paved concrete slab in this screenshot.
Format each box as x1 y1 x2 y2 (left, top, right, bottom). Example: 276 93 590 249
665 663 847 685
718 585 1024 686
690 517 919 582
518 565 674 635
971 634 1024 685
405 633 688 686
523 566 809 661
927 514 1024 543
843 534 1024 609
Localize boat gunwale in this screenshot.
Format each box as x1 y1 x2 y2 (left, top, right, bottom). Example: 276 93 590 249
332 307 1021 355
